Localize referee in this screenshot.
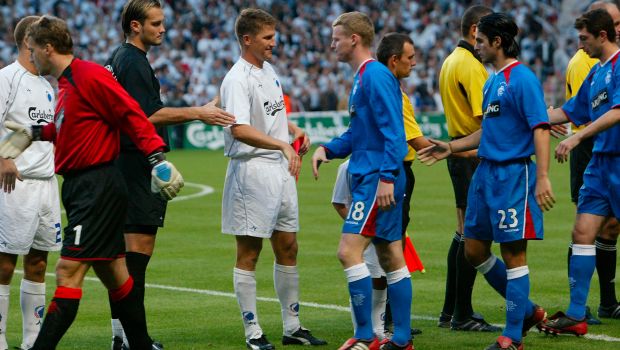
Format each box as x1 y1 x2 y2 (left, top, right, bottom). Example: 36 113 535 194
105 1 235 347
437 5 499 332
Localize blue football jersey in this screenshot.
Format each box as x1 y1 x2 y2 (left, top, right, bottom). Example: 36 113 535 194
562 50 620 154
323 60 407 182
478 62 549 162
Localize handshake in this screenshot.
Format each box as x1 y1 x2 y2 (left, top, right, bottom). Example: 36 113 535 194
0 122 184 201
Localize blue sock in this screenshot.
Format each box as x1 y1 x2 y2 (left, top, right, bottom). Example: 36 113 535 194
503 267 530 343
567 245 596 320
345 264 373 340
476 255 536 318
386 267 412 346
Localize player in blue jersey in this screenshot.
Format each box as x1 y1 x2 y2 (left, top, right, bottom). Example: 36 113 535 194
418 13 554 350
540 8 620 335
311 11 412 350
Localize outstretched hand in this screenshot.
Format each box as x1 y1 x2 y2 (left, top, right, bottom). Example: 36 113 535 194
198 96 236 126
311 146 330 179
417 138 452 165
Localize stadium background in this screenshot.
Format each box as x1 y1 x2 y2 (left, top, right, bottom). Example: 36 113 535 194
1 0 619 349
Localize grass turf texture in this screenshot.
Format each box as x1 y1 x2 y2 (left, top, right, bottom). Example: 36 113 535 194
4 146 620 349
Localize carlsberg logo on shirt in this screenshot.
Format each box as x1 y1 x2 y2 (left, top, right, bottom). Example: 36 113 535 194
263 97 285 116
28 107 54 124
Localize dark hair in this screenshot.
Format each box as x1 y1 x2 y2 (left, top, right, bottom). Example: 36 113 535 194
377 32 414 65
575 8 616 42
477 13 520 58
461 5 493 37
235 8 277 45
121 0 162 37
27 15 73 54
14 16 40 49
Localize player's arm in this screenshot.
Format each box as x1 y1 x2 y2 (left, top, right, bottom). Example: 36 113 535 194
556 107 620 162
148 96 236 127
417 129 481 165
0 157 21 193
312 127 353 179
288 120 309 155
231 124 300 177
533 126 554 211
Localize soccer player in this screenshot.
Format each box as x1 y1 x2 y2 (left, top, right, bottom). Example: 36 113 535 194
104 1 236 347
540 8 620 335
418 13 554 350
220 8 325 350
564 1 620 323
0 15 183 349
437 5 501 332
0 16 59 350
312 12 413 350
375 32 432 337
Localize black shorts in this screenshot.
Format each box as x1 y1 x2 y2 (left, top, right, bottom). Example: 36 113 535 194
115 151 167 234
61 163 127 261
447 156 480 209
402 161 415 234
569 137 594 203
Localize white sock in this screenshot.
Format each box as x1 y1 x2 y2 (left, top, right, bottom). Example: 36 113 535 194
274 264 301 335
20 279 45 349
111 318 127 344
234 268 262 340
372 288 388 340
0 284 10 350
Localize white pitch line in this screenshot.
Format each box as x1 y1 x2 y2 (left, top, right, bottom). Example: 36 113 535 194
19 271 620 342
60 181 213 213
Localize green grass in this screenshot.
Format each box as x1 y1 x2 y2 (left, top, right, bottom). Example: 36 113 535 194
4 146 620 349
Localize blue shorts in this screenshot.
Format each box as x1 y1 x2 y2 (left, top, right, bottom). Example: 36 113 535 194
464 159 543 243
577 154 620 219
342 168 405 242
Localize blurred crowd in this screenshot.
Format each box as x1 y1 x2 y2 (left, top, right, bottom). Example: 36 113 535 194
0 0 587 112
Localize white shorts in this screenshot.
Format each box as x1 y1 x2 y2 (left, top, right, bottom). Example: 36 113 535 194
364 244 386 278
0 177 62 255
222 157 299 237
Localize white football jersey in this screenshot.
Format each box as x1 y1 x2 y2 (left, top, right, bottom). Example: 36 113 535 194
221 58 288 160
0 61 55 178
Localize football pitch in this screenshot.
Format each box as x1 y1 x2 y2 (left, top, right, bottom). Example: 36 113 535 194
7 147 620 349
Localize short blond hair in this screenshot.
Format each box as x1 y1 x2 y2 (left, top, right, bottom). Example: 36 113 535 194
332 12 374 48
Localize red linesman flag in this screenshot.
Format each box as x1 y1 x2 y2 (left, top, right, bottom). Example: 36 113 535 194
404 232 425 273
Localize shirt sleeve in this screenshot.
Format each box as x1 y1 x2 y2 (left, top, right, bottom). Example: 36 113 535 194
364 68 405 182
462 61 488 117
0 70 12 126
512 72 549 129
611 62 620 109
76 65 165 156
120 60 164 117
323 126 352 159
403 94 423 141
220 77 251 126
331 160 352 205
562 71 593 126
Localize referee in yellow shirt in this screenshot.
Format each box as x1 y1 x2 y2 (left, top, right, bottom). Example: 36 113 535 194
437 5 500 332
564 1 620 322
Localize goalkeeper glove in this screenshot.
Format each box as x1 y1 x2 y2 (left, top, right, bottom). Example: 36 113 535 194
0 121 34 158
148 151 184 200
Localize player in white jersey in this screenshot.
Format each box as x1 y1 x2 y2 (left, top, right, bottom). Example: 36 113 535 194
331 160 388 340
220 8 326 350
0 16 61 350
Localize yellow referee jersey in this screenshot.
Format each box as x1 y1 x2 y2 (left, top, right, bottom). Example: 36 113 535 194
566 49 598 132
402 91 423 162
439 43 488 138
